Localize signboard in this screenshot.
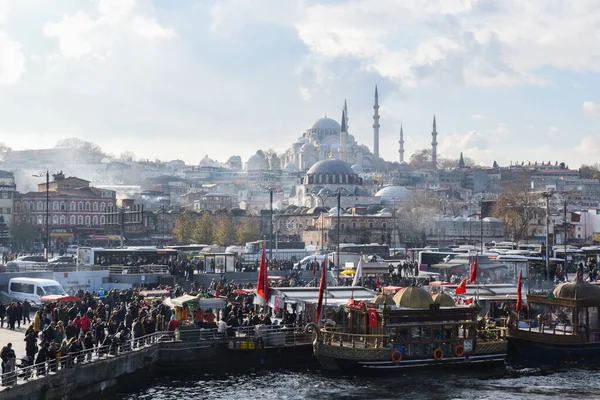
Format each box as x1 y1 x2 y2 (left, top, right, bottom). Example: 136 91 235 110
141 275 146 282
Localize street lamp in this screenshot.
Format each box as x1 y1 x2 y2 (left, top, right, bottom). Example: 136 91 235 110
541 190 554 282
313 188 336 254
480 196 484 252
33 170 50 260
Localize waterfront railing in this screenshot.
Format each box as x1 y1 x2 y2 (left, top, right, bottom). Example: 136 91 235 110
0 326 309 388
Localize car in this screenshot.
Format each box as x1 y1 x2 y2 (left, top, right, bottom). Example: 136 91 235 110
66 245 78 255
5 255 48 272
48 256 75 264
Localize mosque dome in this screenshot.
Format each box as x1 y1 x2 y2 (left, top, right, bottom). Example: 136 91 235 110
307 159 354 175
432 292 456 307
301 142 316 152
375 186 410 200
296 137 309 145
399 161 409 167
283 162 298 172
246 153 265 171
328 206 344 215
351 164 363 174
309 117 341 133
393 286 434 308
553 280 600 300
199 155 220 168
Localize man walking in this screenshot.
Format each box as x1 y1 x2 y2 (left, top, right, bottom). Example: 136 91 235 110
22 299 31 325
0 302 5 328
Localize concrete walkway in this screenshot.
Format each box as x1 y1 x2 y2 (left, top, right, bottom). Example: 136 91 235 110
0 324 29 358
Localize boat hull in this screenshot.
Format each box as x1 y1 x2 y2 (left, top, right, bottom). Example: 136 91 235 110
508 334 600 361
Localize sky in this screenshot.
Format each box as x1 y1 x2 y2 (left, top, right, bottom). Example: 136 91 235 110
0 0 599 168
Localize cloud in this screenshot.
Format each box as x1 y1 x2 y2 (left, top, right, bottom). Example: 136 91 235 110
0 31 25 84
471 114 486 120
583 101 600 116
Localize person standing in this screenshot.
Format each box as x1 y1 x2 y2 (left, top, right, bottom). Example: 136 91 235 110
24 330 38 360
6 303 15 330
0 302 5 328
14 302 23 329
22 299 31 325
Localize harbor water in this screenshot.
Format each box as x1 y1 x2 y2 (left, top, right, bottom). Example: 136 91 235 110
113 366 600 400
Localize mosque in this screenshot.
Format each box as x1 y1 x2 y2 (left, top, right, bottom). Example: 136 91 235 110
280 87 383 172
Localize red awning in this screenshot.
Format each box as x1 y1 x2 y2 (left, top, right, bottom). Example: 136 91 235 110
429 281 454 286
232 289 254 295
40 295 81 303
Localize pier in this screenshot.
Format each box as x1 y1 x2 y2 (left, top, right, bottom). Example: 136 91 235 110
0 326 313 400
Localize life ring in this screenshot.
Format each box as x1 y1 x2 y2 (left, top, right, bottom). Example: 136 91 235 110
454 344 465 357
391 349 402 363
433 347 444 361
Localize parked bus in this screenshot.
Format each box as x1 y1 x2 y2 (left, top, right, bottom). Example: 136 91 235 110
77 247 178 267
242 240 310 263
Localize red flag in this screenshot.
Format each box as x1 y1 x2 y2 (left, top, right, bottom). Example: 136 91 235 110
469 252 478 284
516 271 523 313
256 248 269 303
375 277 380 288
456 278 467 295
315 256 328 325
347 298 355 307
368 308 378 327
465 297 473 304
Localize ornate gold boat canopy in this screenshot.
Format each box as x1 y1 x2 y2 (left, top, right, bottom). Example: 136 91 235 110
528 280 600 307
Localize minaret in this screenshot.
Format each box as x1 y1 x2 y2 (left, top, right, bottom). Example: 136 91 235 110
340 109 348 162
399 125 405 163
373 85 380 161
343 99 349 131
431 114 438 170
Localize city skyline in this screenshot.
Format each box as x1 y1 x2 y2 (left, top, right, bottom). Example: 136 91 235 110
0 1 599 167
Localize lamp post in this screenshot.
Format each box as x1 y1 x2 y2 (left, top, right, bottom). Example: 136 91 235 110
33 170 50 260
563 199 568 281
480 196 484 252
541 191 554 282
336 190 341 286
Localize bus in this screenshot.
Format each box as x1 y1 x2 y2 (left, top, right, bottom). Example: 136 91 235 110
338 243 390 259
77 247 178 267
243 240 310 262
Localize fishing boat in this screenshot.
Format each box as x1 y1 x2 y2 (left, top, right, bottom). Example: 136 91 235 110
507 279 600 361
306 286 507 372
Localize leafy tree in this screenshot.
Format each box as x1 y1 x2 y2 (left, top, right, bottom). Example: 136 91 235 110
193 212 214 244
10 214 39 251
237 217 261 244
215 215 236 246
173 210 197 244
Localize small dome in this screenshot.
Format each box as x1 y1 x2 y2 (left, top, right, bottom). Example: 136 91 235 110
393 286 434 308
351 164 363 173
301 142 316 152
310 186 324 195
371 293 396 306
295 137 309 145
454 216 466 222
375 186 410 200
432 292 455 307
553 280 600 300
328 206 343 215
399 161 409 167
283 162 298 172
307 159 354 175
317 187 332 196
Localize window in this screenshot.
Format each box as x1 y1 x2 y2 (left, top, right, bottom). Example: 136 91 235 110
77 216 83 225
29 202 34 211
15 202 20 211
37 201 43 210
100 202 106 212
70 202 76 211
36 287 44 296
352 222 357 228
382 223 387 229
53 201 59 211
70 216 76 225
37 216 43 225
369 222 373 229
5 208 10 214
85 202 90 211
60 215 66 225
10 282 34 294
52 215 58 225
60 202 66 211
93 216 98 226
78 202 83 211
85 216 91 226
93 202 98 211
100 216 105 224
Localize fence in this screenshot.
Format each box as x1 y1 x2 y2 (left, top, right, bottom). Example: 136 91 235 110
0 263 170 274
0 326 310 388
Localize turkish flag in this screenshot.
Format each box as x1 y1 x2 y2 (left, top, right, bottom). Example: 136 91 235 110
469 253 479 284
465 298 473 305
456 278 467 295
368 308 378 327
516 271 523 313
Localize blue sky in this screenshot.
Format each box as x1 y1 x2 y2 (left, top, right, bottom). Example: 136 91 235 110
0 0 599 168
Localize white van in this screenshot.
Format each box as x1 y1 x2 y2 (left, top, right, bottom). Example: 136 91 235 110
293 254 330 270
8 278 68 306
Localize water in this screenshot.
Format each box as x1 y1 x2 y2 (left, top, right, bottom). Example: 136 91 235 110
114 366 600 400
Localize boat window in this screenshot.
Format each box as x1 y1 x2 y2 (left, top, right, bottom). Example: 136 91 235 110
410 327 420 341
444 325 453 339
398 328 409 341
434 326 442 340
422 327 432 341
422 343 433 356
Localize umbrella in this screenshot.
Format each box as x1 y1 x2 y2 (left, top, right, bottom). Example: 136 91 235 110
340 270 355 275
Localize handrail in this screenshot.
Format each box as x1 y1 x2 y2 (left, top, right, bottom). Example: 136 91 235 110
0 326 309 388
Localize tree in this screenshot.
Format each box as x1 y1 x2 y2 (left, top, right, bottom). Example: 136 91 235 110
396 191 439 245
10 214 38 251
579 164 600 180
120 151 136 162
409 149 432 169
269 153 281 171
173 210 197 244
215 215 236 246
193 212 214 244
237 217 261 244
492 185 541 241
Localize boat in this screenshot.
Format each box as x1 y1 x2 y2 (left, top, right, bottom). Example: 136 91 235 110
306 286 508 372
507 279 600 361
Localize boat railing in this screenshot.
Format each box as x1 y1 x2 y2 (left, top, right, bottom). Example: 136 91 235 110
320 329 390 348
519 318 575 335
477 327 507 342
